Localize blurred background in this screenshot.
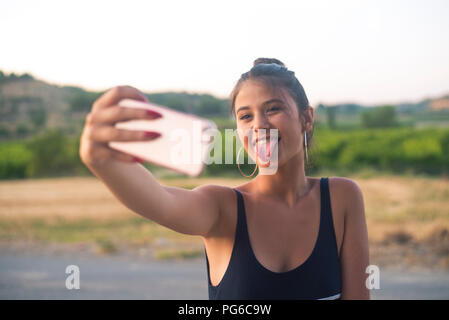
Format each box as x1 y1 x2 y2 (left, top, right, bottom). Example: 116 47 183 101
1 0 449 299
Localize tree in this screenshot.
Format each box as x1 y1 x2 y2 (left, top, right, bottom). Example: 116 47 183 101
197 95 227 117
361 105 398 128
69 92 102 112
28 106 47 128
25 129 76 177
326 106 337 129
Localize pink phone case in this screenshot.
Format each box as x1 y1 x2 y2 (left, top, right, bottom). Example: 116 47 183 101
108 99 217 177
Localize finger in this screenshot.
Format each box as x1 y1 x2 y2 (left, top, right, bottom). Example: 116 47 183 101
90 105 162 125
92 85 148 111
87 125 162 142
110 149 145 163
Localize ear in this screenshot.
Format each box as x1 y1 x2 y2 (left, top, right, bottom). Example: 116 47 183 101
299 106 314 132
305 106 314 132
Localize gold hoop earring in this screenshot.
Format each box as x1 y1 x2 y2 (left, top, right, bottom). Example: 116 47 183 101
237 146 258 178
304 131 309 164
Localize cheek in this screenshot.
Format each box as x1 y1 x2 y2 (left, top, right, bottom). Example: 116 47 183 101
235 125 252 150
284 130 301 149
278 116 301 143
280 126 303 158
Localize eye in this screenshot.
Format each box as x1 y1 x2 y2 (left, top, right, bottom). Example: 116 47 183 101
268 106 281 112
239 114 251 120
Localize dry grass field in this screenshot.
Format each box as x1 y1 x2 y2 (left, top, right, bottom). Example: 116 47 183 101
1 174 448 269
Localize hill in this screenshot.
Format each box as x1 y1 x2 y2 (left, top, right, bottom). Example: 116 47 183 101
0 70 230 139
1 70 448 138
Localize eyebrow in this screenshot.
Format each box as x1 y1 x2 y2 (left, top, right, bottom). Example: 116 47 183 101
236 98 284 114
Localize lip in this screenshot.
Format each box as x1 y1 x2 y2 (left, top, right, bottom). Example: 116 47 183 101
252 136 281 146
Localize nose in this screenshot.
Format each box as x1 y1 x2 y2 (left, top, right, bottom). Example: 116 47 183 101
248 113 271 145
252 112 270 131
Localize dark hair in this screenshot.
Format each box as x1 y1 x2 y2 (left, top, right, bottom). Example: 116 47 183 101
229 57 314 167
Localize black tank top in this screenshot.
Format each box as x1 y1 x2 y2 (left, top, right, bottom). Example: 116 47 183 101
204 177 342 300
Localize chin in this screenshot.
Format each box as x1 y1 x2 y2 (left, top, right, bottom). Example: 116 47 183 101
257 160 275 168
255 152 284 169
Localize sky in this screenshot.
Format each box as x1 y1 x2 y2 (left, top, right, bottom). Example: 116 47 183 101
1 0 449 106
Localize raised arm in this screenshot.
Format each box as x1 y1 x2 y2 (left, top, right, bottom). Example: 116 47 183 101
79 86 221 237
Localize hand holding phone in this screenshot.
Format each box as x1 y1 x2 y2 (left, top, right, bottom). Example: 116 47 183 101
108 99 217 177
79 87 165 168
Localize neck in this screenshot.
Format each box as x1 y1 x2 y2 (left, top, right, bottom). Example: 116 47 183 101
252 152 311 208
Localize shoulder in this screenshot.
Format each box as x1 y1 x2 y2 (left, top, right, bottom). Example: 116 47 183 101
192 183 235 199
192 183 237 212
192 183 239 238
328 176 363 196
328 176 365 219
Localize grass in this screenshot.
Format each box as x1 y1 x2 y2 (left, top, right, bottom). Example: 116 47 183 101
95 237 119 255
0 172 448 267
0 216 157 243
154 248 204 260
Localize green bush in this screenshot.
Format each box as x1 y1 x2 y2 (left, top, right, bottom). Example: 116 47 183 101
24 129 82 178
0 126 448 179
0 142 31 179
361 105 398 128
313 127 448 175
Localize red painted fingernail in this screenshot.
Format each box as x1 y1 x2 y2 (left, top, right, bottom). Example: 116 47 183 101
147 110 162 118
144 131 161 138
133 157 145 163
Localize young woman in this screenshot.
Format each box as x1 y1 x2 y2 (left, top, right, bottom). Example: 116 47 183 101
79 58 370 300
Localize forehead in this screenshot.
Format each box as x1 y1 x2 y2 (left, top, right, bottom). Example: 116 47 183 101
235 80 294 109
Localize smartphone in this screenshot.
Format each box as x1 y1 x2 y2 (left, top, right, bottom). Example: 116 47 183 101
108 99 217 177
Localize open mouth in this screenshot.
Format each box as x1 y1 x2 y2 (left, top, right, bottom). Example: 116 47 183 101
252 135 281 163
252 136 281 147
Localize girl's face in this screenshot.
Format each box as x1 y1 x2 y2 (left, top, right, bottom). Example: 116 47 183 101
234 80 312 168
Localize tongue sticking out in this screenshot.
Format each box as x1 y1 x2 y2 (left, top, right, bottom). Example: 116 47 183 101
256 138 278 163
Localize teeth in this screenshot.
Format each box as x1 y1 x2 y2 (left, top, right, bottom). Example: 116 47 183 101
254 136 280 146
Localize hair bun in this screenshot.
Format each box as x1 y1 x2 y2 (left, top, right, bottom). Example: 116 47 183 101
253 57 285 67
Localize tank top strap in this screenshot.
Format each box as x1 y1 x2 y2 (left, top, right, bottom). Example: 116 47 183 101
231 188 252 253
318 177 339 255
